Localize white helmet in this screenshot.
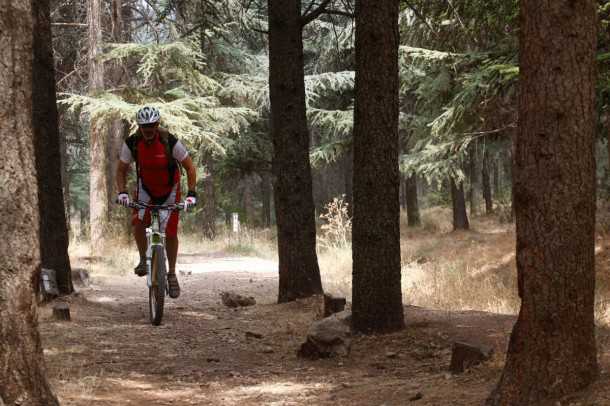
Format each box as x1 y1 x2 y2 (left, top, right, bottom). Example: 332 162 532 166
136 106 161 125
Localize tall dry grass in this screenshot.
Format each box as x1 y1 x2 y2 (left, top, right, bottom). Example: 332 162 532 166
69 222 278 278
69 203 610 325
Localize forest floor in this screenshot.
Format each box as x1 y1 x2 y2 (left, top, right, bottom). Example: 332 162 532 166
40 212 610 406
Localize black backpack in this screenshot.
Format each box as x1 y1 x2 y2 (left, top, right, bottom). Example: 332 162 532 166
125 128 180 202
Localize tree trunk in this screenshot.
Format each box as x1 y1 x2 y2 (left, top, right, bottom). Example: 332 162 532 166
54 0 80 231
88 0 107 246
0 2 59 403
268 0 323 303
487 1 598 404
607 128 610 197
352 0 404 334
399 175 407 210
482 149 493 214
344 145 354 216
468 146 479 215
242 175 255 226
59 117 71 227
33 0 74 295
201 154 216 239
493 158 500 198
405 173 421 227
261 172 272 228
450 178 469 230
106 0 124 216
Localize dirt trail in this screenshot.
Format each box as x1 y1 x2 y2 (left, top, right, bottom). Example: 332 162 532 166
40 255 610 406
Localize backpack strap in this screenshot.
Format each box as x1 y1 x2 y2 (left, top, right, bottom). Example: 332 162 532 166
125 133 142 192
127 130 180 198
158 129 180 187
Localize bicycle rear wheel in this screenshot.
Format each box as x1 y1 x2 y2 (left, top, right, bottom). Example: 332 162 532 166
149 245 166 325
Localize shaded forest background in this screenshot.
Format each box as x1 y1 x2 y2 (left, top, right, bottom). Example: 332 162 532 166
1 1 610 405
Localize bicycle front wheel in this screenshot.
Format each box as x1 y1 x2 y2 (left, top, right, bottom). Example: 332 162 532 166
149 245 166 326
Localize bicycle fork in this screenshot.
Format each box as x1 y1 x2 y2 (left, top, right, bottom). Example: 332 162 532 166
145 217 166 289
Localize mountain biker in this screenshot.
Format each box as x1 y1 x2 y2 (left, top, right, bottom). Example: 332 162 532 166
115 106 197 299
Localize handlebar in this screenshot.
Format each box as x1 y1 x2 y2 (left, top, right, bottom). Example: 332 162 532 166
116 200 185 211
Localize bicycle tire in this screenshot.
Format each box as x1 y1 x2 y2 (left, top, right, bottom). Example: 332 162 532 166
149 245 166 325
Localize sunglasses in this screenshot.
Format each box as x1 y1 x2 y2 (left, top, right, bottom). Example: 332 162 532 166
139 123 158 129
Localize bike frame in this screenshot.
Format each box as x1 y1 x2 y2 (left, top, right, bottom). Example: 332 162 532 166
118 200 186 325
125 201 184 289
145 210 166 289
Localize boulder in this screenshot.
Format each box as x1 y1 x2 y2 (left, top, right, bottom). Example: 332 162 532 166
220 291 256 307
71 268 90 287
298 310 352 359
449 341 493 373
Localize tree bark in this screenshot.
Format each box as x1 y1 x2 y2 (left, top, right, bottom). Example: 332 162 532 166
607 128 610 197
107 0 124 215
482 149 493 214
0 2 59 403
352 0 404 334
344 145 354 216
405 173 421 226
450 178 469 230
268 0 323 303
492 158 500 198
487 1 598 404
261 171 272 228
53 0 79 227
33 0 74 295
242 175 255 226
201 154 217 239
468 146 479 215
88 0 108 246
399 175 407 210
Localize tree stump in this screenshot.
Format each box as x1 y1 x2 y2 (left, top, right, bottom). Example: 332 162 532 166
323 293 346 317
52 303 71 321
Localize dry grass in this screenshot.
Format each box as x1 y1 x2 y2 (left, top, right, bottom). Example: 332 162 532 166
69 206 610 326
318 246 352 299
180 226 278 260
69 223 278 278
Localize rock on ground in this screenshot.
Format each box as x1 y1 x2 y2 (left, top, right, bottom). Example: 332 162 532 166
298 310 352 359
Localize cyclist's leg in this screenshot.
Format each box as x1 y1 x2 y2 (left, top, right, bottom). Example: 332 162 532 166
132 183 152 276
165 212 180 297
166 235 178 272
159 185 180 272
160 186 180 298
134 221 147 259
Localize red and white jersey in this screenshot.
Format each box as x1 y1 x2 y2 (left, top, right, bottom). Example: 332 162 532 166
119 134 188 198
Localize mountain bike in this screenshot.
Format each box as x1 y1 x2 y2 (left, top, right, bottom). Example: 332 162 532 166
121 201 184 326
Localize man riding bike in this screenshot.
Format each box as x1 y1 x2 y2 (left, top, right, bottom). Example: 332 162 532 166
116 106 197 298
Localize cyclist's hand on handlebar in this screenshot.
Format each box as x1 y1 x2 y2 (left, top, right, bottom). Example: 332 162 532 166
184 191 197 211
117 192 130 207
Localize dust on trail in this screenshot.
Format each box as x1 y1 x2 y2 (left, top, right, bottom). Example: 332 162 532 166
40 255 610 406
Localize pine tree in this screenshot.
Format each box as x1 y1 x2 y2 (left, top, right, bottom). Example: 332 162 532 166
487 0 598 404
0 2 59 403
268 0 323 302
351 0 404 333
33 0 74 294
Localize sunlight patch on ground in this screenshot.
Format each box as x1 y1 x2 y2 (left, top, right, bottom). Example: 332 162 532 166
89 295 119 303
177 257 277 274
220 381 331 404
177 310 218 320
